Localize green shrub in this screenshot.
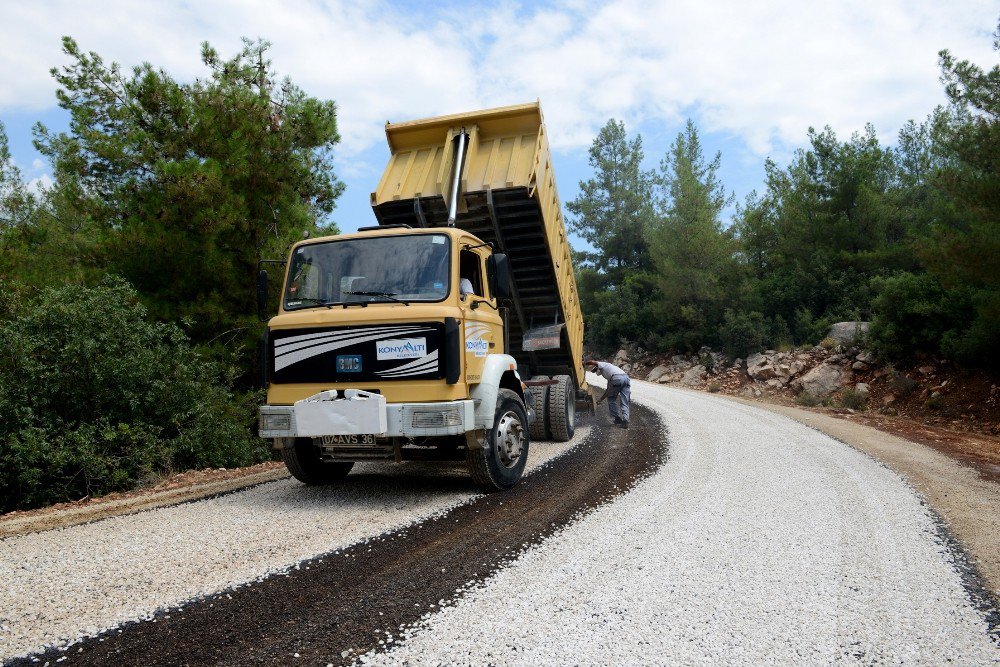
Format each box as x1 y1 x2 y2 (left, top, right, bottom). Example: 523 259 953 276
719 309 768 358
707 382 721 393
819 337 839 350
838 387 868 410
796 393 822 407
768 315 792 349
796 392 834 408
889 369 918 396
869 272 972 361
0 277 268 512
699 353 716 371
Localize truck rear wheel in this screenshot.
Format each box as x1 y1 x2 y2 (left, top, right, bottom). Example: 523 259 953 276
526 375 550 441
466 389 529 491
547 374 576 442
281 438 355 485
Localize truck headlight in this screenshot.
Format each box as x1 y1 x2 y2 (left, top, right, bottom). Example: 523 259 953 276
410 406 463 428
260 411 292 432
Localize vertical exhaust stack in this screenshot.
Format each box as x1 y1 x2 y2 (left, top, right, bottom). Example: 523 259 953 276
447 128 470 227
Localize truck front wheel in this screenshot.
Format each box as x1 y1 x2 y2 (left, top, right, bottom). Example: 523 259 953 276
466 389 529 491
280 438 355 485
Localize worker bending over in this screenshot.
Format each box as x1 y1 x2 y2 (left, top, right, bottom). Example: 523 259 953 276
584 358 630 429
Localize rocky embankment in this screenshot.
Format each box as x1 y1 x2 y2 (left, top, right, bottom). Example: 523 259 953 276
607 322 1000 437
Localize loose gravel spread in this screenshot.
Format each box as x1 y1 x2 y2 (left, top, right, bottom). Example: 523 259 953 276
363 379 1000 665
0 431 587 662
12 410 655 666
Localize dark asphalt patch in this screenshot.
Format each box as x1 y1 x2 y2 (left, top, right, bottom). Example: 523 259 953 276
12 404 665 666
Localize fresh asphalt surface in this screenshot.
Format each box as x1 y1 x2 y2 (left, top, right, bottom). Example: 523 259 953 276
3 378 998 665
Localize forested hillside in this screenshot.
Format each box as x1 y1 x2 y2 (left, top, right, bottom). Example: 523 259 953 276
571 25 999 370
0 38 342 510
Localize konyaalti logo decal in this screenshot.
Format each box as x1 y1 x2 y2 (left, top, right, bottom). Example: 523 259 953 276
376 337 428 360
464 323 490 358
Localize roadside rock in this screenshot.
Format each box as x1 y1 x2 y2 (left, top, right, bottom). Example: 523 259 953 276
614 349 629 366
749 364 778 381
856 350 875 364
799 363 848 397
682 365 707 386
855 383 870 397
746 353 778 381
827 321 870 346
646 365 670 383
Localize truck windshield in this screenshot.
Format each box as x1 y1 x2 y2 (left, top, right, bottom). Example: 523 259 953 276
283 234 451 309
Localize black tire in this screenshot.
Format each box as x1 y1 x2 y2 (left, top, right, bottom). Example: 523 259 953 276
547 374 576 442
281 438 355 485
466 388 529 491
526 375 550 441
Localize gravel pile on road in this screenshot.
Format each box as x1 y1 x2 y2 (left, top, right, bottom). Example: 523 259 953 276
362 380 999 665
0 432 586 662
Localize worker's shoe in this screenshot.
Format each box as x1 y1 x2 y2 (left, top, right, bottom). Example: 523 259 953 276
620 420 629 429
612 417 623 425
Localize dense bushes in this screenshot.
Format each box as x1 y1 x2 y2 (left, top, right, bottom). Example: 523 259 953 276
0 278 268 512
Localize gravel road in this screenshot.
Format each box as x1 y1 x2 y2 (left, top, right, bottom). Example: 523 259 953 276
0 426 589 662
364 379 999 665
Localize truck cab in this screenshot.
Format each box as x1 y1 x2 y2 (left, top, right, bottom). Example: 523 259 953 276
259 226 534 490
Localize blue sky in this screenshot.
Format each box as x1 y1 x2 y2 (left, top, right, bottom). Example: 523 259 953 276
1 0 997 241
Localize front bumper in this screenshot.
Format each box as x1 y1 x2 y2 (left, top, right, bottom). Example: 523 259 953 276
259 389 476 439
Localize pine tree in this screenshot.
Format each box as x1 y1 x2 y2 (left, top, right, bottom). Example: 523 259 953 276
567 119 656 282
32 37 343 351
646 120 737 349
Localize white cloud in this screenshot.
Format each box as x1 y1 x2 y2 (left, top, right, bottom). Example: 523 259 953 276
0 0 996 164
472 0 998 153
27 173 53 196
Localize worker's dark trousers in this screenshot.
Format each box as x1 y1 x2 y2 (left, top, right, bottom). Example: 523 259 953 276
606 375 631 422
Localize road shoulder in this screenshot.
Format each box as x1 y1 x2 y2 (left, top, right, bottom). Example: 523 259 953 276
0 463 289 538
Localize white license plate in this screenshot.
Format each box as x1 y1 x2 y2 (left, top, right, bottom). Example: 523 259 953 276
321 434 376 445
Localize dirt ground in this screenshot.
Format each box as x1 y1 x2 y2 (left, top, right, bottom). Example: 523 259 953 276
10 408 663 667
0 462 287 538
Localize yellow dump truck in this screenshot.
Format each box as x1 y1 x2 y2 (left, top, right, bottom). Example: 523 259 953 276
258 102 588 490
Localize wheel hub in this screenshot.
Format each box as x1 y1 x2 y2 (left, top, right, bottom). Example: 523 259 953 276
495 411 525 468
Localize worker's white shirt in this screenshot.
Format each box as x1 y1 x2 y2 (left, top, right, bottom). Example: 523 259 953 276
593 361 628 381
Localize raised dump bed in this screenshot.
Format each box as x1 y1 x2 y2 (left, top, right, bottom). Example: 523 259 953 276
370 102 585 388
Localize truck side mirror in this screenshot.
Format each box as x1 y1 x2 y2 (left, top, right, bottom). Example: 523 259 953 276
487 253 512 300
257 269 270 322
257 259 286 321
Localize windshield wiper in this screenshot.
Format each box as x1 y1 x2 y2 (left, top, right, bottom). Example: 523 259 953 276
344 291 410 306
287 297 338 309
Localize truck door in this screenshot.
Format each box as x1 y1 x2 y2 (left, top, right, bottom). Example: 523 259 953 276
459 246 503 386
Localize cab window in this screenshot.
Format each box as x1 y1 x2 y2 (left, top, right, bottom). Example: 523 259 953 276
459 248 483 299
